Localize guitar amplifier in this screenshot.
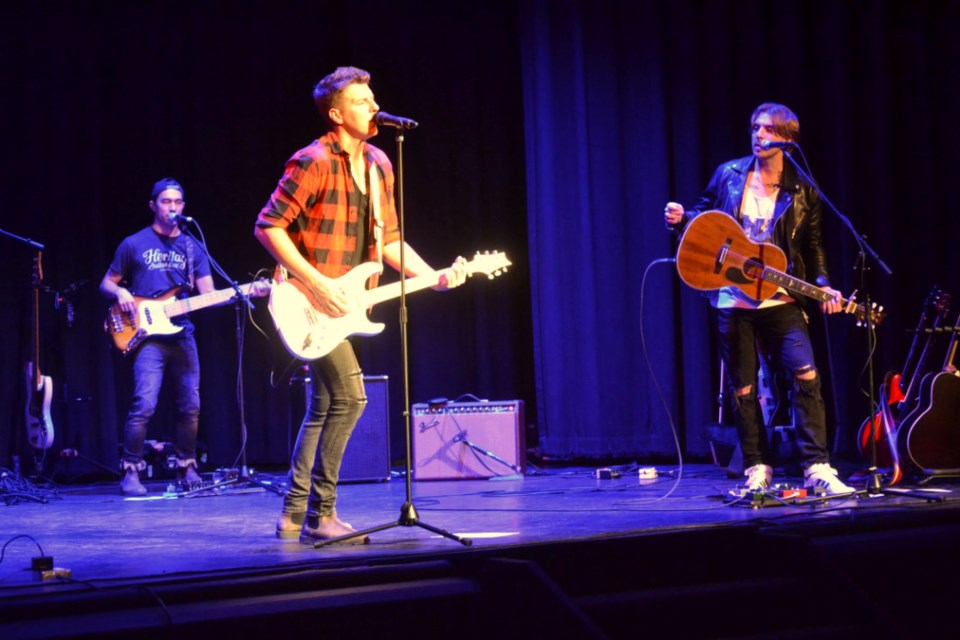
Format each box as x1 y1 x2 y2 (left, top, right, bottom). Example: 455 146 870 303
289 374 391 483
412 400 525 480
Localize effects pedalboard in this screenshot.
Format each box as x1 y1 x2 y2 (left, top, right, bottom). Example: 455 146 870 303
726 483 814 508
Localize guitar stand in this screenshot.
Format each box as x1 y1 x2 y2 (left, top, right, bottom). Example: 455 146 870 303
918 468 960 486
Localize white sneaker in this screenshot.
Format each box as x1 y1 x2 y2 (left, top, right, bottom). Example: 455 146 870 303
743 464 773 491
804 463 855 495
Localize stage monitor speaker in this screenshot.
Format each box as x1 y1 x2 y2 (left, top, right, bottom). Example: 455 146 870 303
290 374 391 483
411 400 525 480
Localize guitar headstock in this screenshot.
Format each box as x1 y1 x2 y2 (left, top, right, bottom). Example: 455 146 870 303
251 278 272 298
844 290 887 328
928 286 952 319
855 302 887 328
466 251 511 279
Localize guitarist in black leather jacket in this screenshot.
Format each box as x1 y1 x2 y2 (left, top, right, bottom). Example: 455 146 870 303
663 103 854 497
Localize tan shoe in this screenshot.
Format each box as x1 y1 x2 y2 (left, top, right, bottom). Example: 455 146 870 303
120 467 147 496
275 512 305 539
299 515 369 545
176 461 202 485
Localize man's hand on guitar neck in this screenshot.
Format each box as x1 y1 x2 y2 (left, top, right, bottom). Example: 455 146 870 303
819 286 844 315
433 256 468 291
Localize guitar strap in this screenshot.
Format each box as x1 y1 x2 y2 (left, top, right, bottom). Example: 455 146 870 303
368 160 384 267
186 237 195 291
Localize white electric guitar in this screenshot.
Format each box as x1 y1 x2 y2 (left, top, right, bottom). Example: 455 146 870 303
269 251 511 360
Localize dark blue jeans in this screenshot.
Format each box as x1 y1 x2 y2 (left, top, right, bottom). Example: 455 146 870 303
716 303 831 469
282 340 367 518
121 336 200 465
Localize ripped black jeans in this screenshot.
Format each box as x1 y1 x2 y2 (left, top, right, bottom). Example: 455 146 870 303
716 303 831 470
282 340 367 518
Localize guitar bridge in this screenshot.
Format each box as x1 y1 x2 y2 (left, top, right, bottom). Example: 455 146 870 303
715 238 732 274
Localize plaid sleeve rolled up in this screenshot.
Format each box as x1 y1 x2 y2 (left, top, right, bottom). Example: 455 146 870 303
255 132 400 279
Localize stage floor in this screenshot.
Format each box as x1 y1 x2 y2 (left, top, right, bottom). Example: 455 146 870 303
3 462 960 638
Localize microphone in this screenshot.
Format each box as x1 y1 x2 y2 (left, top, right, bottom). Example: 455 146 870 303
375 111 419 130
760 140 797 150
170 213 195 224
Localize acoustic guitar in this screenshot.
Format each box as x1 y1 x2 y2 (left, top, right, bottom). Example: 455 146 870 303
899 315 960 472
675 211 886 326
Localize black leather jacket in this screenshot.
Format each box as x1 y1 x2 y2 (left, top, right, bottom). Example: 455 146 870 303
671 155 831 287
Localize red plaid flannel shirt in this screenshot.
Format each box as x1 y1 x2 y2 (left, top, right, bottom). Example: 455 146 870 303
255 132 401 282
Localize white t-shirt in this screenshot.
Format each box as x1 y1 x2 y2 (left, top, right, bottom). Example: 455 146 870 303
713 183 790 309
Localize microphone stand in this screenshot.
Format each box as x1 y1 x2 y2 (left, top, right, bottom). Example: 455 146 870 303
173 222 283 498
313 123 471 548
778 147 938 503
452 431 523 475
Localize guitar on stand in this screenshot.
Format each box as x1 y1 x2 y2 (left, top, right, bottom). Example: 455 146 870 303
25 250 55 452
855 287 950 484
898 310 960 478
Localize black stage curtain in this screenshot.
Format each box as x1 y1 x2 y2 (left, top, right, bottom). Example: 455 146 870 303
520 0 960 458
1 0 534 475
4 1 959 476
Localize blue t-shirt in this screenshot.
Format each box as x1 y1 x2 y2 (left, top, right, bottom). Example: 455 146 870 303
108 227 212 331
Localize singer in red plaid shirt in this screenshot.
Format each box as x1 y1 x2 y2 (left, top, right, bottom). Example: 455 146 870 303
256 131 400 284
255 66 466 545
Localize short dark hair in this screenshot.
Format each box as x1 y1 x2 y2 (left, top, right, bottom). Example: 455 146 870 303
313 67 371 129
751 103 800 141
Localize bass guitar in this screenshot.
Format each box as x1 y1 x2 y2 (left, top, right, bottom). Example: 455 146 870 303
104 280 270 354
269 251 511 360
675 211 886 326
25 251 54 450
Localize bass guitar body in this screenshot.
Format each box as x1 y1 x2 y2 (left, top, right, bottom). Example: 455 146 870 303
104 288 185 354
25 361 55 450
